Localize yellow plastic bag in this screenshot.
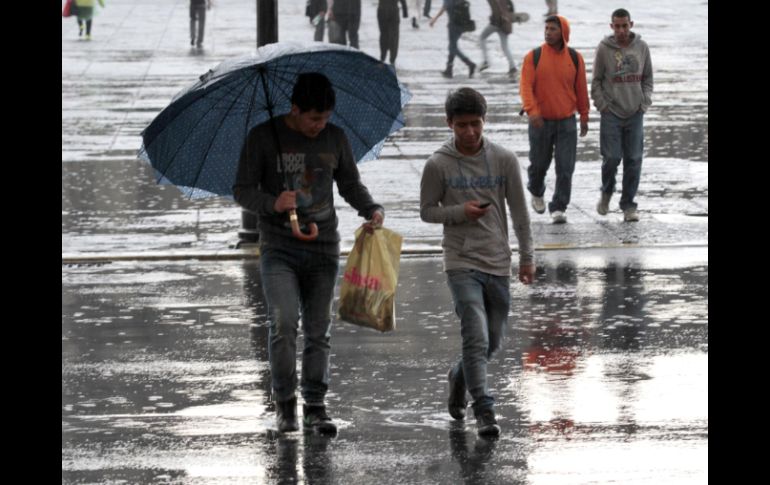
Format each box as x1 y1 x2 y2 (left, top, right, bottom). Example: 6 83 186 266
338 226 403 332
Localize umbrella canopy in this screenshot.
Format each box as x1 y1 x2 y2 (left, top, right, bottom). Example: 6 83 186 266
139 42 412 199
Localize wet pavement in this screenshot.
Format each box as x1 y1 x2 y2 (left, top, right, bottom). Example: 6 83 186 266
63 248 707 484
62 0 707 483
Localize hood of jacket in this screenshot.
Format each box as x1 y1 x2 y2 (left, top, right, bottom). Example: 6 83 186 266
555 15 571 45
434 136 488 160
600 31 642 49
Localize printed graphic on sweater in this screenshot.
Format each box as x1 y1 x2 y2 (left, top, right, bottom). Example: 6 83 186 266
447 175 507 190
612 51 642 82
277 151 333 221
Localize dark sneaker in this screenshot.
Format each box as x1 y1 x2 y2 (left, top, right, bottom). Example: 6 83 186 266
276 397 298 432
447 369 468 420
468 63 476 78
475 408 501 437
303 405 337 435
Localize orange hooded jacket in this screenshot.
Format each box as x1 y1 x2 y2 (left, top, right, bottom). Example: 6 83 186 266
519 15 589 124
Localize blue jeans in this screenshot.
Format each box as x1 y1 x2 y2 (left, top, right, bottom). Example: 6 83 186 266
260 247 340 405
446 269 511 412
600 111 644 210
527 115 577 213
447 23 473 68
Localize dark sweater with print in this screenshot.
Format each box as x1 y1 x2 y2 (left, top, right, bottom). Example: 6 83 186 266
233 116 383 255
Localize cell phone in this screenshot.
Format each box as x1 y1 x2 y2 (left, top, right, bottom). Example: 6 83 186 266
478 202 491 209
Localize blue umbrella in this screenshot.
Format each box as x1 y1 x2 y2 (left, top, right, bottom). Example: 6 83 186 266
139 42 412 201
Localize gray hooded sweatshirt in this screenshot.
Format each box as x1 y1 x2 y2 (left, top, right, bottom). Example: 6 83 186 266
591 32 653 119
420 136 534 276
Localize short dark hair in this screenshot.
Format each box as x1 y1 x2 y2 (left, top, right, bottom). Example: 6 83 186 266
445 87 487 121
611 8 631 21
291 72 336 113
545 15 561 27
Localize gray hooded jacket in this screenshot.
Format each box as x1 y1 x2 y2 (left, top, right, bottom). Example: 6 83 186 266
420 137 534 276
591 32 653 118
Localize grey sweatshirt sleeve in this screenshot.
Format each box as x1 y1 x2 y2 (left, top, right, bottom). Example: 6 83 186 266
504 155 534 266
640 44 654 112
420 158 468 225
232 131 278 216
591 43 610 113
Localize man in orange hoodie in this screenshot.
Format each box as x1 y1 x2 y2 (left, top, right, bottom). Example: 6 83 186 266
519 15 589 224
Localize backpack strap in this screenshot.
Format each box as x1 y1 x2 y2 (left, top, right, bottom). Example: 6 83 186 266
532 46 578 70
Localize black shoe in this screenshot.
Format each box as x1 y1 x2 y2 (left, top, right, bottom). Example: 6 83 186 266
276 397 299 432
468 63 476 78
191 39 195 46
441 68 453 79
447 369 468 420
475 408 501 437
303 404 337 435
412 17 419 29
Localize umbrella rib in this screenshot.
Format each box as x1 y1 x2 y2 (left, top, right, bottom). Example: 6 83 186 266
267 56 405 162
238 68 260 170
150 76 253 186
187 74 258 194
146 72 249 150
157 72 254 190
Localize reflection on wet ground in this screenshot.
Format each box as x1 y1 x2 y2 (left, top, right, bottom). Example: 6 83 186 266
63 249 707 483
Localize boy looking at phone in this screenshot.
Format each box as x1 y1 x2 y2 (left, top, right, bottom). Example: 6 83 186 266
419 87 535 437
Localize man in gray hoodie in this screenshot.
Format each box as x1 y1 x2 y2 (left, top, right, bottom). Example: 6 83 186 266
420 87 535 437
591 8 653 222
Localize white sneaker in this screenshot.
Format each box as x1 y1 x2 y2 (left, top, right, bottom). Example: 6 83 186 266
597 193 611 215
623 209 640 222
551 211 567 224
531 196 546 214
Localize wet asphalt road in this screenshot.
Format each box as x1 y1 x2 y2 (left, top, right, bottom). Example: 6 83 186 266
62 248 707 484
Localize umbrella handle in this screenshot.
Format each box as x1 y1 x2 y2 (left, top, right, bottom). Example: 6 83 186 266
289 210 319 241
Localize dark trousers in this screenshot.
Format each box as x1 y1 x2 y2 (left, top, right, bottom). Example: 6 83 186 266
527 115 578 213
329 14 360 48
190 5 206 45
377 8 401 63
447 23 473 67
